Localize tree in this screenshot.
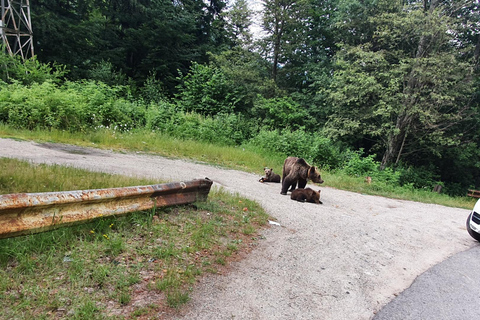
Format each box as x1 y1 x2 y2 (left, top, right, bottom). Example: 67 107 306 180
257 0 338 96
260 0 303 82
223 0 254 48
31 0 230 93
325 0 479 170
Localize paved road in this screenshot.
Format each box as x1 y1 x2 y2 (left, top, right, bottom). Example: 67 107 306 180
0 138 476 319
374 244 480 320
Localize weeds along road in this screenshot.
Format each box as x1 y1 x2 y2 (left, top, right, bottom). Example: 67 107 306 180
0 138 474 320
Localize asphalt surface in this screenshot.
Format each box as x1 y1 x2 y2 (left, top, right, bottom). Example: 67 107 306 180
0 138 476 319
374 244 480 320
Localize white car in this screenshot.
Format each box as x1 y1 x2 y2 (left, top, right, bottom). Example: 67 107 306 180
466 198 480 241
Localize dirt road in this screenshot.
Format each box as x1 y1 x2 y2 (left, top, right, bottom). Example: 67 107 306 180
0 138 473 319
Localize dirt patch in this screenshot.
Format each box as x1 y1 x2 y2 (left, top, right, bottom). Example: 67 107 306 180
36 142 109 156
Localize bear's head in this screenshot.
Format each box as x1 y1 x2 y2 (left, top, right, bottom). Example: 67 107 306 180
264 167 274 178
308 166 324 184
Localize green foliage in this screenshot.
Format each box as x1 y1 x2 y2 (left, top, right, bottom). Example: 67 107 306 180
326 2 478 170
247 128 345 169
146 101 254 145
176 62 238 116
222 0 254 48
398 165 441 190
251 96 316 130
342 150 378 176
0 81 85 131
0 50 66 85
342 149 400 184
31 0 230 92
140 72 167 104
209 49 274 112
86 61 128 86
0 80 145 132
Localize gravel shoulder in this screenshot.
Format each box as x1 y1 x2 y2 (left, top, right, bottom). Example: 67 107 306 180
0 138 474 320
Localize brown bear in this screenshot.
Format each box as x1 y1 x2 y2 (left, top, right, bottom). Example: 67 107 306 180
259 167 281 183
281 157 324 195
290 188 322 204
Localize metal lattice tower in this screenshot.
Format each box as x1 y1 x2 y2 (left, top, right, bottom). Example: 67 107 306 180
0 0 34 60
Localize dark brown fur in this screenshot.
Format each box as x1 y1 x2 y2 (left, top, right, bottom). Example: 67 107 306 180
259 167 281 183
290 188 322 204
281 157 324 195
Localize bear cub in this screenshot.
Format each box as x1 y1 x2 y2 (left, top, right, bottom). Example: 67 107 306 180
259 167 281 183
290 188 322 204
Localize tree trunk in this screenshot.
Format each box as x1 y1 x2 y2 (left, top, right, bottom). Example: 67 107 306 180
474 35 480 65
380 112 411 169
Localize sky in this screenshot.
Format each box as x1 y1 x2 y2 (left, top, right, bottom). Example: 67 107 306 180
246 0 264 38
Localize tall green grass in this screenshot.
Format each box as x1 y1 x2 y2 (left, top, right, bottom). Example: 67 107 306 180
0 157 159 194
0 124 285 175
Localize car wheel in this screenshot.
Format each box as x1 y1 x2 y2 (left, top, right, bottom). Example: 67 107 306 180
466 212 480 242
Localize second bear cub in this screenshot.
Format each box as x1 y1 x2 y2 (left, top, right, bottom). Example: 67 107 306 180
290 188 322 204
259 167 281 183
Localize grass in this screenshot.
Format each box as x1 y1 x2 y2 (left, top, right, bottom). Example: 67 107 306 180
0 124 281 175
0 158 270 319
0 124 475 209
0 157 159 194
322 171 477 209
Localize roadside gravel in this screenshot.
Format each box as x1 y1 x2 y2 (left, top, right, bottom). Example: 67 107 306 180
0 138 474 319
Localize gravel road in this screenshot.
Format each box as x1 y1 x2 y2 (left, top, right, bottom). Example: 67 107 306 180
0 138 474 319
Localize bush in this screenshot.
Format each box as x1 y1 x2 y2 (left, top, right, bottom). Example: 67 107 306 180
86 61 128 86
0 80 145 132
251 96 316 130
398 165 441 190
342 150 378 176
0 81 85 131
247 128 345 169
176 63 237 116
0 50 66 85
146 102 254 145
342 150 400 184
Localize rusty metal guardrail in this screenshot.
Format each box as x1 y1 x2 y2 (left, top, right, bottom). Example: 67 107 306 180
0 178 213 239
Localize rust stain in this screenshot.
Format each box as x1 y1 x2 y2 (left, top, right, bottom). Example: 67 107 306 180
0 178 213 239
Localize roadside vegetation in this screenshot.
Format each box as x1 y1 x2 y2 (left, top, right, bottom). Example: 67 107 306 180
0 124 475 210
0 158 269 319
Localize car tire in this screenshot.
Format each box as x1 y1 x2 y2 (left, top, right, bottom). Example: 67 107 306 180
466 212 480 242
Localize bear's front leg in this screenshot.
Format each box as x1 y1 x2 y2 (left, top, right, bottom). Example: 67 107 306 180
281 179 292 195
288 181 297 192
298 178 307 189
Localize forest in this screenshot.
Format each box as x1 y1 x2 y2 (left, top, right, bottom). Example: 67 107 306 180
0 0 479 196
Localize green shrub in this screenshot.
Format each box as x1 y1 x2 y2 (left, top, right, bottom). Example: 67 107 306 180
342 150 378 176
0 80 145 132
251 96 316 130
398 165 441 190
146 101 254 145
140 72 167 104
246 128 345 169
176 62 237 116
0 81 85 131
342 150 400 184
86 61 128 86
0 50 66 85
